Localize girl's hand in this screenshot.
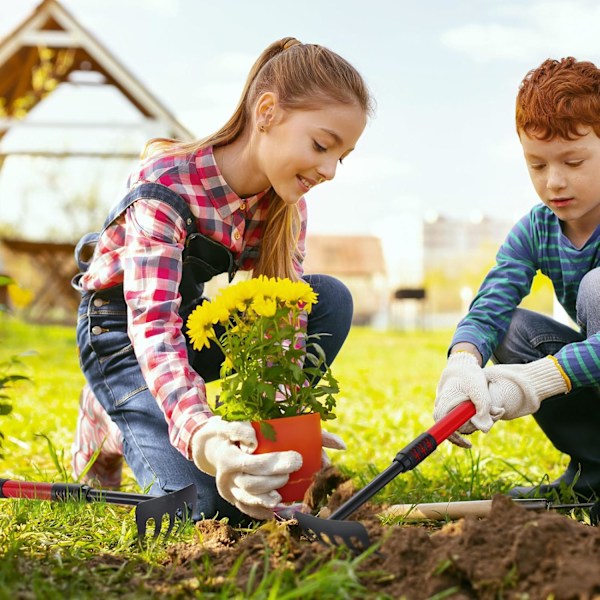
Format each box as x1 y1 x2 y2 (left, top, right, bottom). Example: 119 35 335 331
321 429 346 467
191 416 302 520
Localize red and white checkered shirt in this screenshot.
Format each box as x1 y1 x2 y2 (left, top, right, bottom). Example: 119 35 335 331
80 145 307 458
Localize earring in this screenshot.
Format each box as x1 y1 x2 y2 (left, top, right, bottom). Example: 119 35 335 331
258 124 266 133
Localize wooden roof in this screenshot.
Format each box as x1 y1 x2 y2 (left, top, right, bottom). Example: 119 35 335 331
0 0 192 149
303 234 387 276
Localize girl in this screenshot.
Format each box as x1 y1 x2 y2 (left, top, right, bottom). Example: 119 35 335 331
71 37 373 522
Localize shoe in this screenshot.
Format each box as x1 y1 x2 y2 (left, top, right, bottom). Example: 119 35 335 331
72 385 124 489
508 463 600 502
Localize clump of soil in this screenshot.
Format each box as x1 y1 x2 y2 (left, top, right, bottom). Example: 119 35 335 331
156 468 600 599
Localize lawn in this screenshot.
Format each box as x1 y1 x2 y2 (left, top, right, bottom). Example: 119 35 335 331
0 315 565 598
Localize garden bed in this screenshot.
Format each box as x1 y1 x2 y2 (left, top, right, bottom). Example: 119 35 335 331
144 471 600 598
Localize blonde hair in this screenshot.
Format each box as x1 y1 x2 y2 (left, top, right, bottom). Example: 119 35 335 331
144 37 374 279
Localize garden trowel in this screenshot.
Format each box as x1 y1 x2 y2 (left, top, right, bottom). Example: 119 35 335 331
294 400 477 553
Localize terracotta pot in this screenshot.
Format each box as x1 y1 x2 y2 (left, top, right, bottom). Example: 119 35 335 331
251 412 322 503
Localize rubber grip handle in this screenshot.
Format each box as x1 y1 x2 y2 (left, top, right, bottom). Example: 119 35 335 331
0 479 54 500
427 401 476 445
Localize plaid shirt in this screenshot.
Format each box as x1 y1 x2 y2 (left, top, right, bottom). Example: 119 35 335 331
80 146 307 458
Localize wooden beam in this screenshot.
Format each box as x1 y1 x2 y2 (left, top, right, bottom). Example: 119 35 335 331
0 117 161 130
19 30 80 48
0 150 139 159
7 46 39 107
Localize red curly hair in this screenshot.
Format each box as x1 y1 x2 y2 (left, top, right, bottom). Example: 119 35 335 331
516 57 600 140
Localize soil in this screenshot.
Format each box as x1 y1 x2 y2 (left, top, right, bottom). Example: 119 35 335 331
155 467 600 599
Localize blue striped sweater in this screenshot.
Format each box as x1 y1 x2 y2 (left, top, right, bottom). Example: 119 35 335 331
451 203 600 388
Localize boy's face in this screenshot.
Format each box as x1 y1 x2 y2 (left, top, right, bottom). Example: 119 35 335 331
520 127 600 242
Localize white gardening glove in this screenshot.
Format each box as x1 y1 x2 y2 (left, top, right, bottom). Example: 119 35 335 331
191 416 302 520
434 352 501 447
485 356 571 420
321 429 347 467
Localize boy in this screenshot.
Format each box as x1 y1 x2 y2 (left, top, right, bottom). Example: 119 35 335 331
433 57 600 500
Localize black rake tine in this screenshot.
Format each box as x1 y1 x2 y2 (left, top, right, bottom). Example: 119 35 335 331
135 484 197 540
295 512 372 554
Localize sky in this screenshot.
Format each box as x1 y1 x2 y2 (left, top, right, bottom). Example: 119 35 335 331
1 0 600 282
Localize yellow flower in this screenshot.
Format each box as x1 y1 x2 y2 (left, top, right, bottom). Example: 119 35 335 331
252 295 277 318
187 302 219 350
222 355 234 371
186 276 319 351
187 322 214 350
275 279 318 312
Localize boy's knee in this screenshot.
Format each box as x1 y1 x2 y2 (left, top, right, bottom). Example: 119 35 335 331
577 268 600 302
577 268 600 333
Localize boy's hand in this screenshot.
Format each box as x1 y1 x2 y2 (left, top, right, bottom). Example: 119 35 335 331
191 416 302 520
484 356 571 420
434 352 497 436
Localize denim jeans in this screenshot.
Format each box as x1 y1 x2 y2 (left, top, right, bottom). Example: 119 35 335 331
490 268 600 483
76 274 353 521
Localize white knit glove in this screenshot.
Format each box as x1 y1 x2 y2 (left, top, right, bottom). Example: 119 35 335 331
434 352 497 432
191 416 302 520
484 356 571 420
434 353 500 443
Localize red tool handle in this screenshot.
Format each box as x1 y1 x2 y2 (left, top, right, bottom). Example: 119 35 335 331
0 479 155 505
427 400 476 444
0 479 54 500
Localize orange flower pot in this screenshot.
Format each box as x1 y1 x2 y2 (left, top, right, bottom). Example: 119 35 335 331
251 412 322 503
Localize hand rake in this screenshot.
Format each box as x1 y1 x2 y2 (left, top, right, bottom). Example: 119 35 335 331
0 478 197 539
294 400 476 553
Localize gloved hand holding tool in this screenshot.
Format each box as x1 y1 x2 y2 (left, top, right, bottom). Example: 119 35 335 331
484 356 571 420
191 416 303 520
434 351 501 447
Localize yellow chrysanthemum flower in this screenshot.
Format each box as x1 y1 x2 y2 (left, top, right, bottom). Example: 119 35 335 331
252 295 277 318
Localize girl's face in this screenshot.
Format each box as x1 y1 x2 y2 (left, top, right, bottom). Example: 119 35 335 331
256 98 367 205
520 127 600 244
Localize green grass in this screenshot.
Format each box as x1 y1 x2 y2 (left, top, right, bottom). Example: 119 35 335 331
0 315 565 598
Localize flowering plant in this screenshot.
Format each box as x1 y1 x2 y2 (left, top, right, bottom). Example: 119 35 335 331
186 276 339 438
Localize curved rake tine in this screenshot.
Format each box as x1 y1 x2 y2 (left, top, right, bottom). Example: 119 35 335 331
135 484 197 540
295 512 371 554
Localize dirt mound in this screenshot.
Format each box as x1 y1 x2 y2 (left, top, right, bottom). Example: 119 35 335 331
158 469 600 599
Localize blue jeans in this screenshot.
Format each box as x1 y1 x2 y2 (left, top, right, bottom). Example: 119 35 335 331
76 274 353 521
491 268 600 484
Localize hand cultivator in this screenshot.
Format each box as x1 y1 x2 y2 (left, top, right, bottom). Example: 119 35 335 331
295 401 477 553
0 479 197 539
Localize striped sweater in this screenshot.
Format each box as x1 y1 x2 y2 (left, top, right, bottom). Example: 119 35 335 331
451 203 600 388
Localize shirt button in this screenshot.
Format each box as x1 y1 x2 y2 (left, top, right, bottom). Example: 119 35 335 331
240 203 246 211
234 231 241 240
91 326 103 335
93 298 105 307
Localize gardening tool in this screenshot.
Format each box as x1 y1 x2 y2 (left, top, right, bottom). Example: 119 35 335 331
0 478 197 539
381 497 600 524
294 400 477 553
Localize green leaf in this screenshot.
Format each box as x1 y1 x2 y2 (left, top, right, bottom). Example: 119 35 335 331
259 421 276 442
